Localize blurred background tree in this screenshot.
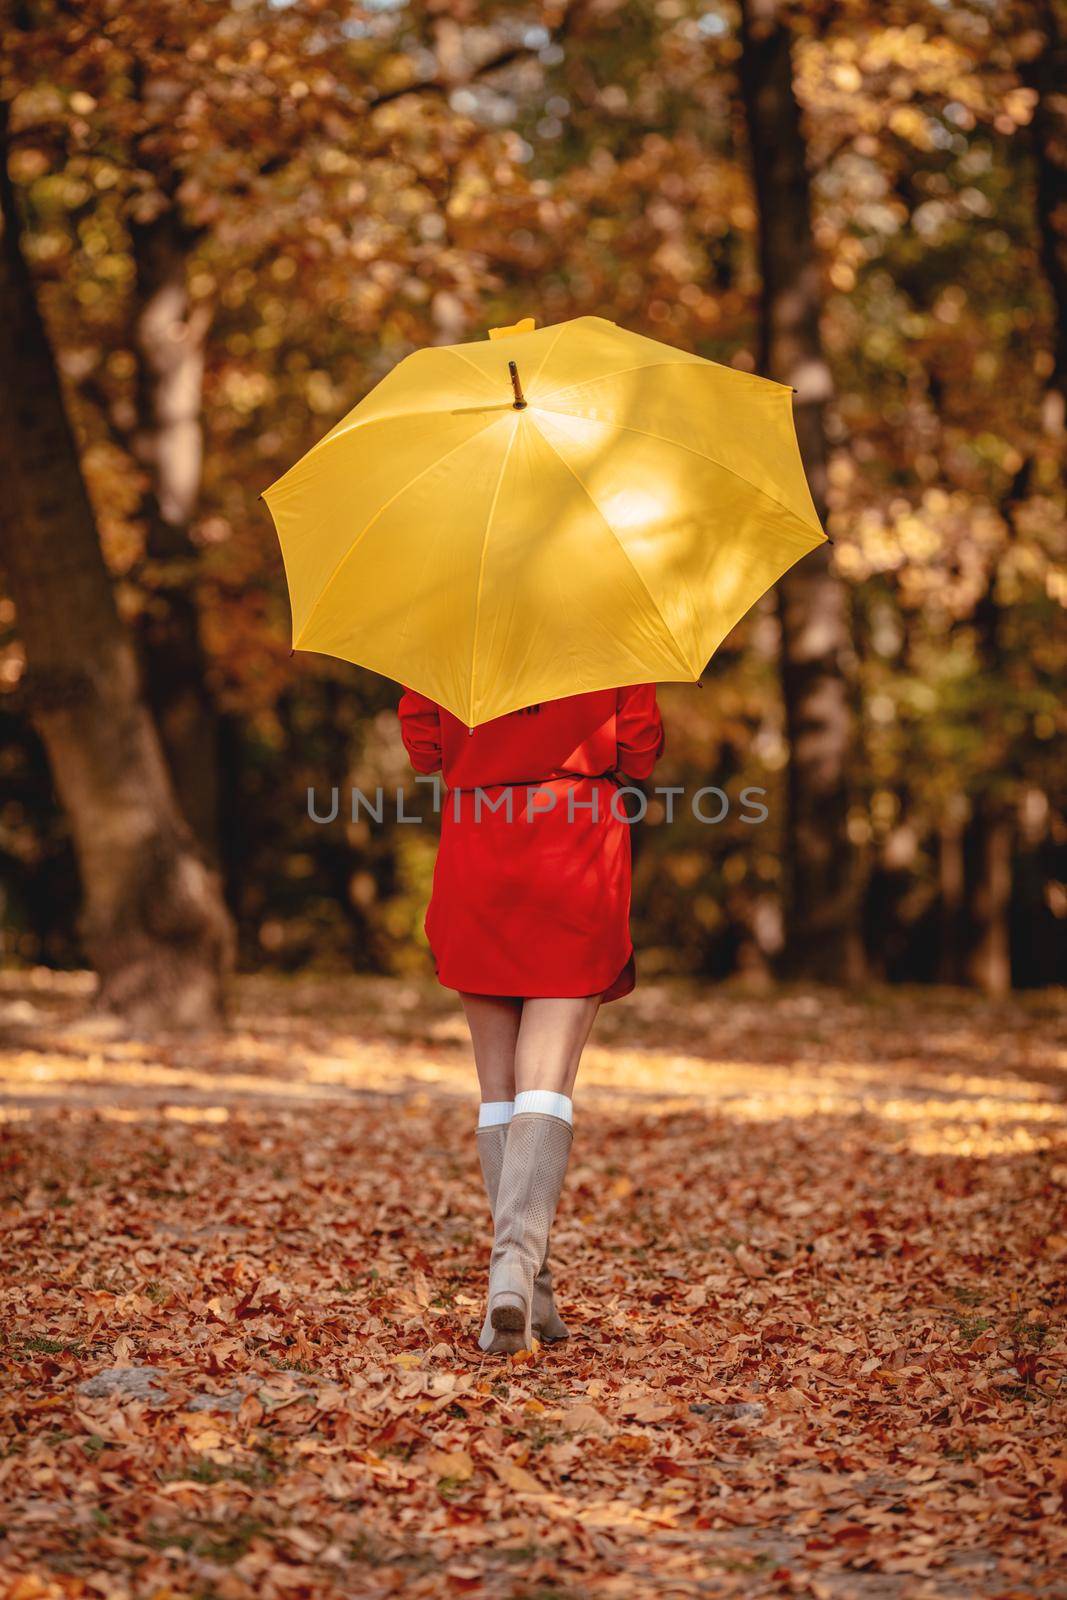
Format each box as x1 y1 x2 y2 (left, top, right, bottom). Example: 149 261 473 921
0 0 1063 1022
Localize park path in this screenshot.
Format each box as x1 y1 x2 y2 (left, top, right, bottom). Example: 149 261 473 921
0 973 1064 1599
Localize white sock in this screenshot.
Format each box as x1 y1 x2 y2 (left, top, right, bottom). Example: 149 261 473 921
477 1100 514 1129
514 1089 573 1127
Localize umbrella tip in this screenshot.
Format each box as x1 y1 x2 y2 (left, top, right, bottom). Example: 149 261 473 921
508 360 527 410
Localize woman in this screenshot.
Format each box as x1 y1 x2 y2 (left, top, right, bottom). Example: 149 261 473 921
398 684 664 1353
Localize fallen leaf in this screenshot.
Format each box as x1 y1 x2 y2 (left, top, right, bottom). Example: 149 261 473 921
425 1449 474 1481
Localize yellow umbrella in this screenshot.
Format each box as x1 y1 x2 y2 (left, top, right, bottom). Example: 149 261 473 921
263 314 825 727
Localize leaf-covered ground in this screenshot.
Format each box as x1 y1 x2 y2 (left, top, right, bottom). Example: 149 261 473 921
1 972 1064 1599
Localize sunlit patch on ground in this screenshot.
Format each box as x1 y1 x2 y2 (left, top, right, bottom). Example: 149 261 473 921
0 973 1064 1598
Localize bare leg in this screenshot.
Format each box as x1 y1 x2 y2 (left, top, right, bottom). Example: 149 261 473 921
514 996 600 1097
460 992 521 1103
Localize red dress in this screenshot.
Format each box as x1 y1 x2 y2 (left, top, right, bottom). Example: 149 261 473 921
398 686 664 1002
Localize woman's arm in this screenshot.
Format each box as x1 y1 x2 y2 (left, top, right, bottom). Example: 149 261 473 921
615 684 664 780
398 688 443 773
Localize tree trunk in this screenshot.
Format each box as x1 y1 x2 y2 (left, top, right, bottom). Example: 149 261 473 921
130 206 222 857
950 15 1066 998
0 106 233 1030
964 807 1013 998
937 797 968 985
961 460 1023 996
1020 0 1067 443
738 0 861 983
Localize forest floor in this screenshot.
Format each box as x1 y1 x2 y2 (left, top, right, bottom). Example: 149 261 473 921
0 971 1064 1600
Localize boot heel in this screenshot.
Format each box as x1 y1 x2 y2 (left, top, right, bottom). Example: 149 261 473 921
485 1328 526 1356
490 1292 526 1333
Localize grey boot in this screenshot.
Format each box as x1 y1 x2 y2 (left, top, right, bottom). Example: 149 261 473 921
487 1113 573 1349
476 1125 569 1350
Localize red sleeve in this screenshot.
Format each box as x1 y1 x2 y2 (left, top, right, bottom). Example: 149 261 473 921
398 688 442 774
615 684 664 780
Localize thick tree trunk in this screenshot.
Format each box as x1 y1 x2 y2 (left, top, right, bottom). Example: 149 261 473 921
738 0 861 983
951 17 1066 998
0 108 233 1029
130 206 221 857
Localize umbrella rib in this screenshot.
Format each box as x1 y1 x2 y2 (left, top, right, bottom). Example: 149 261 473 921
529 414 698 680
273 374 505 480
536 354 707 404
445 346 501 393
294 414 507 648
269 407 436 482
445 328 571 414
534 403 824 540
525 318 572 391
293 348 497 468
468 421 522 726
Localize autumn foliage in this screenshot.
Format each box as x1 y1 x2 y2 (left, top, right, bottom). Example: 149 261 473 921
0 0 1063 1000
1 3 1065 1582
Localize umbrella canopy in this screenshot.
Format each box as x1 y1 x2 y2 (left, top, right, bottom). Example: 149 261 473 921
263 314 826 727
